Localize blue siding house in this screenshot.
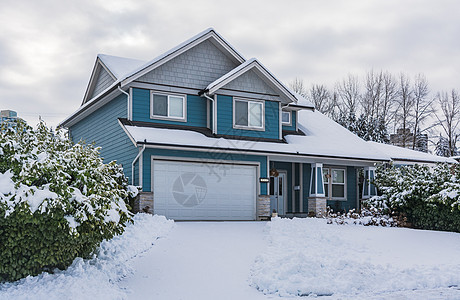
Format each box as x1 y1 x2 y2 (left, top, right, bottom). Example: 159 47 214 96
60 28 452 220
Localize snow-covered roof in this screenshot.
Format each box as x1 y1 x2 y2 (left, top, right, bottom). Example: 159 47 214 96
122 110 391 163
367 141 456 164
205 58 313 108
98 54 146 79
61 28 246 128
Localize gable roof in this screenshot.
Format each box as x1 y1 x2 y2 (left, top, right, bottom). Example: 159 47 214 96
205 58 314 108
62 28 247 127
119 28 245 87
80 27 245 106
81 55 146 105
98 54 146 79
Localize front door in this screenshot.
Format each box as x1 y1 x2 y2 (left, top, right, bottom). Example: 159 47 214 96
269 172 286 215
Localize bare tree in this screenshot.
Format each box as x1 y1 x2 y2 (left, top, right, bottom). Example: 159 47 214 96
309 84 332 114
362 70 383 120
411 74 432 150
289 78 308 98
380 72 398 128
395 73 414 147
335 74 360 116
434 89 460 156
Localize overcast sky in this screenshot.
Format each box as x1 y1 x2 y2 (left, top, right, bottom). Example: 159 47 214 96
0 0 459 128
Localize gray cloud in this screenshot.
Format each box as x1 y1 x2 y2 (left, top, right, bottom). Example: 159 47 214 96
0 0 459 127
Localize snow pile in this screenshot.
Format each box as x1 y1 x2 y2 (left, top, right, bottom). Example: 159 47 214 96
0 214 174 300
250 217 460 298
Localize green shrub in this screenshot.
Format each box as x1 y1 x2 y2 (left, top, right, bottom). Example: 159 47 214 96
366 163 460 233
0 121 136 282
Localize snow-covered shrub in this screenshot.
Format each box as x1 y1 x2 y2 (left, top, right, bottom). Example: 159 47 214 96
367 163 460 232
326 207 397 227
0 120 135 282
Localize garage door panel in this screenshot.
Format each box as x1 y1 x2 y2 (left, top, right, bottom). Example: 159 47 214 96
153 160 256 220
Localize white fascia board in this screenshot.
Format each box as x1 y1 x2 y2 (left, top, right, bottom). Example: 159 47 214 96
120 29 245 88
97 57 118 80
138 142 388 166
81 58 100 105
59 86 120 128
118 119 138 147
207 59 298 104
81 58 118 106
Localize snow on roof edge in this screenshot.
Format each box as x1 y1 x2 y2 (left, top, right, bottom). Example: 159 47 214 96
367 141 457 164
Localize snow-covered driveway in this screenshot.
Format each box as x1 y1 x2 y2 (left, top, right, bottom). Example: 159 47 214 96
119 221 270 300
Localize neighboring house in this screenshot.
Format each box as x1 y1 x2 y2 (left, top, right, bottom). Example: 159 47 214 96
390 128 428 153
59 28 455 221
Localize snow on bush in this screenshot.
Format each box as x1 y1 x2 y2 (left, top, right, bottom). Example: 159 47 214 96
250 217 460 298
368 163 460 232
0 214 174 300
0 121 138 281
326 207 397 227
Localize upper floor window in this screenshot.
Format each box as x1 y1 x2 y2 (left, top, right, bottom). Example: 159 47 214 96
151 92 186 121
233 98 264 130
282 111 291 125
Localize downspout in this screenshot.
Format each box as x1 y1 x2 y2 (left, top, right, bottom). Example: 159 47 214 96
118 86 130 120
202 92 216 135
131 144 145 186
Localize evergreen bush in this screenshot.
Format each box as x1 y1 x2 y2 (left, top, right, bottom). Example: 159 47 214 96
0 121 136 282
366 163 460 232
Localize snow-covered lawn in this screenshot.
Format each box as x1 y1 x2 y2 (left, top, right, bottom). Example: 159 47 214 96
251 217 460 299
1 215 460 300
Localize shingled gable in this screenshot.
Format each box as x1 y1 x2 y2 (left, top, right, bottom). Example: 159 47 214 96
62 28 246 127
82 55 146 105
205 58 314 107
120 28 245 87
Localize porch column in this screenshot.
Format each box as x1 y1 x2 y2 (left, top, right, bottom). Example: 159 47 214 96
362 166 377 199
308 163 326 217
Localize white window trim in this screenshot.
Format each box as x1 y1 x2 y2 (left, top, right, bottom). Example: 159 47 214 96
281 111 292 126
232 98 265 131
150 91 187 122
323 167 347 201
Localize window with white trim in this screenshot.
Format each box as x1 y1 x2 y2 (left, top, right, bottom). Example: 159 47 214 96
282 111 291 125
323 167 346 199
233 99 264 129
151 92 186 121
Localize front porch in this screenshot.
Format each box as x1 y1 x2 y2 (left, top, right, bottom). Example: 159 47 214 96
267 160 377 217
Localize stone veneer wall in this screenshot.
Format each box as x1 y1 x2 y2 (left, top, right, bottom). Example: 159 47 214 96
308 197 326 217
133 192 154 214
257 195 271 220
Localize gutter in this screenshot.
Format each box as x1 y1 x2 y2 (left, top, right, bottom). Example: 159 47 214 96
118 86 130 120
136 140 391 163
131 144 146 185
200 91 217 135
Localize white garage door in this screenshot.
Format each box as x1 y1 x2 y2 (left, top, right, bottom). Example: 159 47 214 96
153 159 257 220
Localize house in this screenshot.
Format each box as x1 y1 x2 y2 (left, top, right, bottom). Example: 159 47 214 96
1 110 23 130
59 28 455 220
389 128 428 153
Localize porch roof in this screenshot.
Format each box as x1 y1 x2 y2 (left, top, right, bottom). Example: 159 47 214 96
367 141 456 164
121 110 392 163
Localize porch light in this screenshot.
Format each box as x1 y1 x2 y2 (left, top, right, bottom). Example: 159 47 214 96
270 168 279 177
